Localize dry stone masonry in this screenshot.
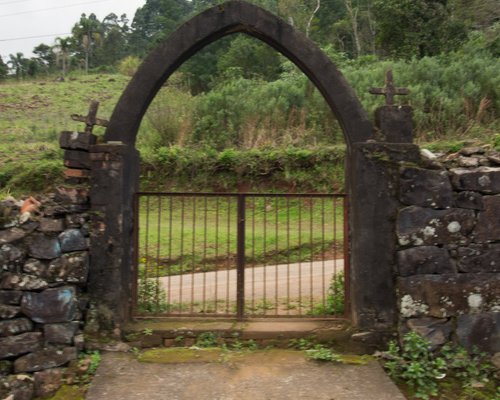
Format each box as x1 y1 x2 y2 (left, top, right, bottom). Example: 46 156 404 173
0 188 90 398
396 146 500 352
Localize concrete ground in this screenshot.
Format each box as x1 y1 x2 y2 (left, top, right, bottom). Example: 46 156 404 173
86 350 406 400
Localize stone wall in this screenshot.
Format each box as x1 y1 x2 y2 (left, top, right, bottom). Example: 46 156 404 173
396 146 500 352
0 187 90 398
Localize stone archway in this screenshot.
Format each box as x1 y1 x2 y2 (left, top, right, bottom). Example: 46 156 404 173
90 0 402 333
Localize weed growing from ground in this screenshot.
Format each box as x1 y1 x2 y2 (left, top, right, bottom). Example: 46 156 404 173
195 332 219 348
382 331 498 400
137 269 169 314
305 345 341 362
310 272 345 315
289 337 316 350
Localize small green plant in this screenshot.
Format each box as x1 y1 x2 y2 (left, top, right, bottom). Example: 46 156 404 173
130 347 140 356
142 328 153 336
305 345 341 362
440 344 496 391
383 332 500 399
310 272 345 315
137 269 169 314
75 351 101 384
289 337 316 350
230 339 258 351
174 335 185 344
384 331 447 399
195 332 219 348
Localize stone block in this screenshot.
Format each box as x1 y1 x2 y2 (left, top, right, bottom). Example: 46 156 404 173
0 228 27 245
64 169 90 179
0 360 12 376
397 246 454 276
21 286 77 324
450 167 500 193
397 206 475 246
0 244 25 269
48 252 89 284
59 131 96 150
398 274 500 318
23 259 47 278
63 150 91 169
140 334 162 348
474 195 500 242
28 236 61 260
458 156 479 167
374 106 413 143
14 347 77 373
400 167 453 208
457 313 500 353
39 218 65 233
460 146 485 156
0 319 33 337
44 323 79 345
407 317 452 349
54 187 89 205
0 332 42 358
1 375 34 400
34 368 64 398
457 244 500 273
454 191 484 210
0 290 22 305
0 305 20 319
65 214 87 228
58 229 87 253
0 273 48 291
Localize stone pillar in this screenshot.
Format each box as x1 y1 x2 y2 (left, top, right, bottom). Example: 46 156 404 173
88 143 139 329
374 105 413 143
59 131 96 182
348 142 421 330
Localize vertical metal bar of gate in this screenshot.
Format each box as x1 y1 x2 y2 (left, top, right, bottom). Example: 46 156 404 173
236 194 245 320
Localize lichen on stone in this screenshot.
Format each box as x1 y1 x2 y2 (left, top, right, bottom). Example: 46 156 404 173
400 294 429 318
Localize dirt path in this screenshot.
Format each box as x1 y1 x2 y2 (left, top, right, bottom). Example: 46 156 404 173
160 259 344 305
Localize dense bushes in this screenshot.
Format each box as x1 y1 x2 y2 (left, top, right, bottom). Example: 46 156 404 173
139 30 499 150
140 145 346 193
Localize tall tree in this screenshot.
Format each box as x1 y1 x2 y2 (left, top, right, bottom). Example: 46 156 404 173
53 37 72 76
94 13 130 66
129 0 193 56
0 56 8 81
33 43 56 73
8 53 29 80
72 13 102 73
374 0 466 58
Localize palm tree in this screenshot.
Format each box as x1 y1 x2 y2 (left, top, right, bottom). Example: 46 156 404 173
8 53 28 80
54 37 71 76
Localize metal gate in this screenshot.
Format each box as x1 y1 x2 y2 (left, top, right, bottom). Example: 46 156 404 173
133 193 348 319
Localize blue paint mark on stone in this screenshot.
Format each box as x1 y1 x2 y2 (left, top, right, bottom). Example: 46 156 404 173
58 229 87 253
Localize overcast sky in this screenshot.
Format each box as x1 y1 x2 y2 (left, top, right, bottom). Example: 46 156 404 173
0 0 146 60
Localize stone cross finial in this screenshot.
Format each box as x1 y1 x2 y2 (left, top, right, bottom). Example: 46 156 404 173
71 100 109 134
369 70 409 106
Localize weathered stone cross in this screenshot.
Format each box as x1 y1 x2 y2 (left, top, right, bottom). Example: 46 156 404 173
71 100 109 134
369 70 409 106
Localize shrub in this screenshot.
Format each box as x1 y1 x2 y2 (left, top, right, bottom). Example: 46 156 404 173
118 55 141 77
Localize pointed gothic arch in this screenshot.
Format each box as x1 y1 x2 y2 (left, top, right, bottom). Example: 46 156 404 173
104 0 373 147
92 1 402 332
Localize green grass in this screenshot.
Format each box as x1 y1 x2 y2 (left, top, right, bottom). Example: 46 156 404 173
137 195 345 277
0 73 130 196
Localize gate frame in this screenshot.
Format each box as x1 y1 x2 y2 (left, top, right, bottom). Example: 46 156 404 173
89 0 402 333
